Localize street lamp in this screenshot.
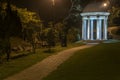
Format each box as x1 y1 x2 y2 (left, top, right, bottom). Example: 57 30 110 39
103 0 112 8
103 3 107 7
102 1 111 11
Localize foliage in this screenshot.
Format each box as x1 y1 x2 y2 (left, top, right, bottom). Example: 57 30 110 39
45 28 55 46
11 5 42 53
109 7 120 26
54 22 68 47
66 0 91 27
0 1 42 59
15 7 40 27
54 22 64 42
67 27 79 43
61 0 88 46
0 1 21 61
0 2 21 36
42 22 56 51
111 0 120 7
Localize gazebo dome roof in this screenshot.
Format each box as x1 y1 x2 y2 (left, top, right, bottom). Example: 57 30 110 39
83 1 109 13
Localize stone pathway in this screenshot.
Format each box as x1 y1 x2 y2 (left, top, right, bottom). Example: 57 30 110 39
4 44 95 80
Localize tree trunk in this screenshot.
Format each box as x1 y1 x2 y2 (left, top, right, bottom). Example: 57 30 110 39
5 37 11 61
6 40 11 61
31 41 36 53
61 31 68 47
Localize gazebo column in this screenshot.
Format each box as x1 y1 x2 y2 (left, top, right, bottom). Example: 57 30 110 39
97 18 100 40
82 18 87 40
90 19 94 40
87 18 90 40
103 17 108 40
99 18 102 40
82 18 84 40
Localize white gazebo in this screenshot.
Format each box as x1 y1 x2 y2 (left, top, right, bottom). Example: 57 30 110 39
81 2 110 40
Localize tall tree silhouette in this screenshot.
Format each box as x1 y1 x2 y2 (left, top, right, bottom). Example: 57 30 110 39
61 0 83 47
0 0 22 61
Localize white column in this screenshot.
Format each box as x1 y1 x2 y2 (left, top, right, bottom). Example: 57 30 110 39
90 19 94 40
97 18 100 40
82 18 87 40
82 18 84 40
99 18 102 40
103 17 108 40
84 20 87 40
87 18 90 40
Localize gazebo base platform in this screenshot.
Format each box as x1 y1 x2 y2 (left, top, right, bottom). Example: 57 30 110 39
82 40 107 43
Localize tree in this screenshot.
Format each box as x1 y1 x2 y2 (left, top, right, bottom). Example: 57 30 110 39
0 1 42 61
0 0 22 61
13 6 42 53
39 27 54 52
67 27 79 43
45 28 55 52
109 7 120 26
54 22 64 43
106 0 120 26
61 0 89 47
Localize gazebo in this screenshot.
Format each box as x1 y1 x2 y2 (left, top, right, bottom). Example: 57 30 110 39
81 2 110 40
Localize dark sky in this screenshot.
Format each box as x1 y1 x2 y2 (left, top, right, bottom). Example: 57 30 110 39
11 0 72 22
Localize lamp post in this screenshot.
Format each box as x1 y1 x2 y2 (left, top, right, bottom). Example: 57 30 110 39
52 0 55 6
51 0 55 26
51 0 55 46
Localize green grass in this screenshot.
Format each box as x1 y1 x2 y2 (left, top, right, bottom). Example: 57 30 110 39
0 43 83 80
44 43 120 80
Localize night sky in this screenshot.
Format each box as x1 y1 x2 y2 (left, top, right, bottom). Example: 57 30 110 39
11 0 72 22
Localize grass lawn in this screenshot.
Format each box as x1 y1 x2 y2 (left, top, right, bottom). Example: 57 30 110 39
0 43 83 80
44 42 120 80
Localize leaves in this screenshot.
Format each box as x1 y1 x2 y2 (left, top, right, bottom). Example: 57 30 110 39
109 7 120 26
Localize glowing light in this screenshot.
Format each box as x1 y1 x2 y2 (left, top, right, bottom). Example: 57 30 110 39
103 3 107 7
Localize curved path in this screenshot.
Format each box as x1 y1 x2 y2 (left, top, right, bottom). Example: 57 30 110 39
4 44 95 80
